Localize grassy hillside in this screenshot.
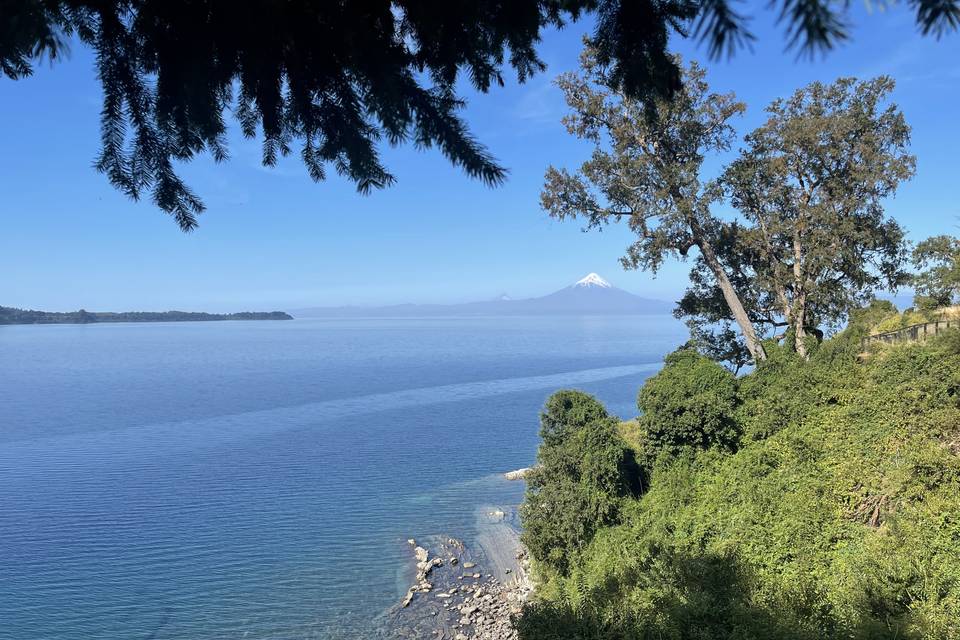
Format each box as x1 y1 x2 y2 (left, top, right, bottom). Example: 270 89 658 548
517 313 960 639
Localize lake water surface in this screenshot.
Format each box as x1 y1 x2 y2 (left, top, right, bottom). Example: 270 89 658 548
0 316 685 639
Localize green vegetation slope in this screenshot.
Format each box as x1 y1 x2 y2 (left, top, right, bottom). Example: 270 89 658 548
518 314 960 639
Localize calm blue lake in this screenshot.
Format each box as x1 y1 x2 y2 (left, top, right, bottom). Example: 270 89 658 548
0 316 685 639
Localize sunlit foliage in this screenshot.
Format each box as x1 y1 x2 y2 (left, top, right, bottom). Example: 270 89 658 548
518 320 960 639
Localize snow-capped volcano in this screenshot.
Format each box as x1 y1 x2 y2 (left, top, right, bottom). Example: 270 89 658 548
574 273 612 288
294 272 670 317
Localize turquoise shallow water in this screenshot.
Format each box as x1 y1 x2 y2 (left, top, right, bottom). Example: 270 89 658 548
0 316 686 639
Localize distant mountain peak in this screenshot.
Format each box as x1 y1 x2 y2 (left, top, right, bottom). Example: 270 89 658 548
574 273 611 288
293 271 673 317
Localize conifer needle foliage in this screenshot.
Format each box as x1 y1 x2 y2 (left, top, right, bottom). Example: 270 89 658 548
3 0 958 229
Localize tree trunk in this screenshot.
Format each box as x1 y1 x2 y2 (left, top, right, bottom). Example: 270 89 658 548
696 239 767 362
793 300 808 358
792 231 808 359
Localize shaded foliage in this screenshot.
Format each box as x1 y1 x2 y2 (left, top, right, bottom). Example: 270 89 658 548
516 550 814 640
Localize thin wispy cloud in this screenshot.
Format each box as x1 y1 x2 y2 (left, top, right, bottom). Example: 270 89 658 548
511 78 566 128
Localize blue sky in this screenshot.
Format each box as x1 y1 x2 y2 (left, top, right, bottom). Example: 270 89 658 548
2 6 959 312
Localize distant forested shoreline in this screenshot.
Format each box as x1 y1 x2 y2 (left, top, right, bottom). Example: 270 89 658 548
0 306 293 325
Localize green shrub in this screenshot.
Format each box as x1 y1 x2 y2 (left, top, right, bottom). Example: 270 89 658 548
914 295 943 314
849 299 899 332
519 329 960 640
539 389 610 447
873 309 929 334
933 327 960 355
637 348 740 456
735 344 809 440
521 391 641 576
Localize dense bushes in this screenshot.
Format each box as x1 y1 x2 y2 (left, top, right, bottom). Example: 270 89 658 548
520 391 642 576
517 329 960 640
539 390 613 448
637 348 740 456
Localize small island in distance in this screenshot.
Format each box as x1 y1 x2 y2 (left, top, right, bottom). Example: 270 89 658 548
0 306 293 325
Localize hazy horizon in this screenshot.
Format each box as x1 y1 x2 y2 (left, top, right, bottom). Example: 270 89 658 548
5 277 916 317
7 271 678 314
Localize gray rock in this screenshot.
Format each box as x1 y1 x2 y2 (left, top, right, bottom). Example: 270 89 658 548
503 468 533 481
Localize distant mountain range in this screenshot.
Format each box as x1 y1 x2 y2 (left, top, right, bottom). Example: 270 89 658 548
293 273 672 318
0 307 293 325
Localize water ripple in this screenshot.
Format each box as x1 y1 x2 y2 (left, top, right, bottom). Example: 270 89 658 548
0 363 658 467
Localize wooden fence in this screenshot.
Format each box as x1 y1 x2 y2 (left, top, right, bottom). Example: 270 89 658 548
862 319 960 348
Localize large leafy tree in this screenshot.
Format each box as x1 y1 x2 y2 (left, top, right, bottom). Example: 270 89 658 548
3 0 958 230
541 53 769 362
912 235 960 309
719 77 914 357
546 59 914 366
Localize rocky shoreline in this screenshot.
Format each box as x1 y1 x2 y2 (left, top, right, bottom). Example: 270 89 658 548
380 507 532 640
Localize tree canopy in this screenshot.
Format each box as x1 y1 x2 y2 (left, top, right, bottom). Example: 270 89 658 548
692 76 915 358
542 54 769 362
912 235 960 309
545 50 915 367
3 0 957 229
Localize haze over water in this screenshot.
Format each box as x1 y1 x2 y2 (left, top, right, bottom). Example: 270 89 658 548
0 316 685 639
